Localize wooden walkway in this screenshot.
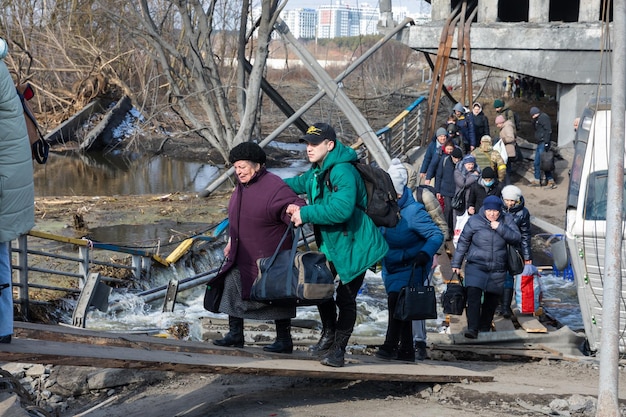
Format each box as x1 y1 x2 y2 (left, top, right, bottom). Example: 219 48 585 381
4 322 493 383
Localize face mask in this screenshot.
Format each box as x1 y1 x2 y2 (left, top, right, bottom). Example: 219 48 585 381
483 179 495 187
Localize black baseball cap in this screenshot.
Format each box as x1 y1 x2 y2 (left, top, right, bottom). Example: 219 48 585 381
300 123 336 145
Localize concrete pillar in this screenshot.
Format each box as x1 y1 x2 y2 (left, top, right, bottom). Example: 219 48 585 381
556 84 598 146
431 0 450 21
477 0 499 23
529 0 549 23
579 0 601 22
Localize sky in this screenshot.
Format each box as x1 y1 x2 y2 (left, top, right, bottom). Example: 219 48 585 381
282 0 431 14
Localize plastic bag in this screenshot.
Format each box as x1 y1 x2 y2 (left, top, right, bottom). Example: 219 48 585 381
493 139 508 164
515 264 543 314
453 211 470 247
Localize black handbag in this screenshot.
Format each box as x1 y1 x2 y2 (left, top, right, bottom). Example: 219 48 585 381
451 187 466 211
441 272 466 315
251 224 335 306
540 148 555 172
393 266 437 321
506 244 524 275
203 277 224 313
203 257 228 313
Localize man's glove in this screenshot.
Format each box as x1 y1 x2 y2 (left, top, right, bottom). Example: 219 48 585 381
415 251 431 266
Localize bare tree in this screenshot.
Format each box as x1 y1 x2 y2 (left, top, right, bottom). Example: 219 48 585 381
98 0 284 163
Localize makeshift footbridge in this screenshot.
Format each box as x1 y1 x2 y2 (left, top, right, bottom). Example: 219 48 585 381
1 13 587 384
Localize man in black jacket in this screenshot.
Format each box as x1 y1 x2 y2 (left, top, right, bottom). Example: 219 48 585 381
529 106 556 188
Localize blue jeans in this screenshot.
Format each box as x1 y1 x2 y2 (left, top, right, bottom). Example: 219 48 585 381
534 144 553 181
0 242 12 337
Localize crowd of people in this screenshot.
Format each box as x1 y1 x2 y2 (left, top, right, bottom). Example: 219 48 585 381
209 98 549 363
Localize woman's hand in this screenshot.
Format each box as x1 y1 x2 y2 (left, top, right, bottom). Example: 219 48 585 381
224 238 231 258
468 206 475 215
286 204 300 216
452 267 461 275
290 210 303 227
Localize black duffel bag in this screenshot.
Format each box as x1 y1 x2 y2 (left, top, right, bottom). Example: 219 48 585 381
251 224 335 307
441 273 466 315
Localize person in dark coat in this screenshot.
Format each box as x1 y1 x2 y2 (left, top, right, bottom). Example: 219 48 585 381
451 195 522 338
499 185 533 317
471 102 490 140
434 146 463 238
454 154 480 215
529 106 556 188
466 167 503 215
452 102 477 151
212 142 306 353
376 159 444 361
419 127 448 184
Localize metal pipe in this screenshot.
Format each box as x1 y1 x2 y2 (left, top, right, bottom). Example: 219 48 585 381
200 18 415 197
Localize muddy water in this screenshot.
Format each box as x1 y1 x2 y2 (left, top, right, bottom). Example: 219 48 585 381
34 152 223 196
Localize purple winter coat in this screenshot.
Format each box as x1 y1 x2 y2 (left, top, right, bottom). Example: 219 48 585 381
220 167 306 299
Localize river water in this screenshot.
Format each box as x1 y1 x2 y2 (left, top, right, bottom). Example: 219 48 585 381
34 147 582 341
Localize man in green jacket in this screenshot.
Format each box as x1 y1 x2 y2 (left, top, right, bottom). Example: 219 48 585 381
285 122 388 367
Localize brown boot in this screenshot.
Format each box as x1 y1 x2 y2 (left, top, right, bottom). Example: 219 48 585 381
547 180 557 189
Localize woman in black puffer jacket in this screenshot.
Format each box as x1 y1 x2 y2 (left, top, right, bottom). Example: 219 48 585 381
451 196 521 339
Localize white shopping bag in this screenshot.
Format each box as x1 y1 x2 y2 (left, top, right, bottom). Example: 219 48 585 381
453 211 470 247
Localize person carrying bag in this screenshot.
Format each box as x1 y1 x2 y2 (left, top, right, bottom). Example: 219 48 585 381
375 160 444 362
209 142 306 354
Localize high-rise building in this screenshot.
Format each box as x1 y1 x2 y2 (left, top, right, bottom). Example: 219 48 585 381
281 8 318 39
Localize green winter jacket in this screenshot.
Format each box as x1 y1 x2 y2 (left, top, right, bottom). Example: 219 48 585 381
0 60 34 242
285 141 388 284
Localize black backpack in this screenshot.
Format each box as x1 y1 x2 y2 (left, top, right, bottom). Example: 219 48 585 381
505 108 521 132
322 161 401 228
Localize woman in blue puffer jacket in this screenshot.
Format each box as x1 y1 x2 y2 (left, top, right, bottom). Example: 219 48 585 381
451 195 520 339
376 159 444 361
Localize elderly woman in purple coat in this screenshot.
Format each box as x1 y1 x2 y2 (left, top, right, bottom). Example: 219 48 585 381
211 142 306 353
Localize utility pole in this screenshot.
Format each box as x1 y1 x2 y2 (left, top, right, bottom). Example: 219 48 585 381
596 0 625 415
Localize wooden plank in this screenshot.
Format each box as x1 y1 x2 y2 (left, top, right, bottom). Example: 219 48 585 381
0 338 493 383
431 344 563 360
14 322 263 358
513 309 548 333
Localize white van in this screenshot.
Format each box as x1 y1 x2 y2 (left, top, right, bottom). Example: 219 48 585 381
559 98 626 354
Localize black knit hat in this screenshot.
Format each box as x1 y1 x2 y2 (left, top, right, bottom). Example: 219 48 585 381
481 166 495 179
229 142 266 165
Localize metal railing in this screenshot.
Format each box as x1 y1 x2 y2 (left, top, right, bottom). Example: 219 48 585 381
11 231 156 319
375 96 427 159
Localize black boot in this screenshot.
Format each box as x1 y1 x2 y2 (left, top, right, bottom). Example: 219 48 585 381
375 343 397 360
320 330 351 368
264 319 293 354
309 326 335 355
309 302 337 356
502 288 514 319
213 316 244 347
0 335 11 344
396 321 415 362
376 292 401 360
414 341 427 361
